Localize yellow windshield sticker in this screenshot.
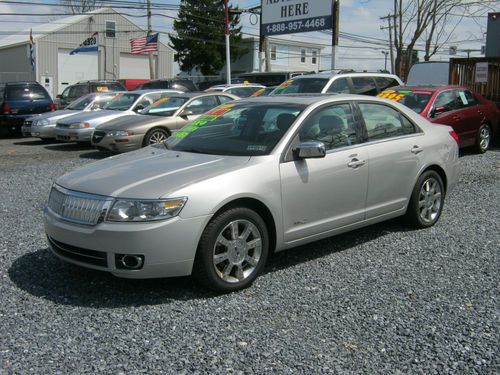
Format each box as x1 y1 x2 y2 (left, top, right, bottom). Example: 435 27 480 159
151 97 170 107
173 103 235 139
96 86 109 92
378 90 405 102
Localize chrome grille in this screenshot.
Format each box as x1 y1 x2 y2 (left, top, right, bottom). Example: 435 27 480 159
48 185 111 225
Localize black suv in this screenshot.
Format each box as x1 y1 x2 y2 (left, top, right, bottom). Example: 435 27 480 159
137 79 198 92
55 80 125 108
0 82 54 135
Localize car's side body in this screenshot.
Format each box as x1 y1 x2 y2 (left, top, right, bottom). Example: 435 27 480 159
43 95 459 286
378 85 499 149
55 90 182 142
92 93 238 152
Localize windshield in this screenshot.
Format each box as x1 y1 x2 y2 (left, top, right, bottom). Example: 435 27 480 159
377 89 432 114
272 78 329 95
142 96 189 116
164 102 305 156
102 93 140 111
66 94 95 110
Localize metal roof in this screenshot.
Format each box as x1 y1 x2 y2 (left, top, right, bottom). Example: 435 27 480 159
0 8 124 50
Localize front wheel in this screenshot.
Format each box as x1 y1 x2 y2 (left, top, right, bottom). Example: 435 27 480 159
142 128 170 147
475 124 490 154
405 170 444 229
193 207 269 293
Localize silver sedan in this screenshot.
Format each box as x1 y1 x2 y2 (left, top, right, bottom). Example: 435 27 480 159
44 95 460 292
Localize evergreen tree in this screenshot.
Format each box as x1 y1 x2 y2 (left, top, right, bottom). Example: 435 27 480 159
170 0 247 76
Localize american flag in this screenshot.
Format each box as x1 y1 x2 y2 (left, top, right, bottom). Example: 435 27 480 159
130 33 159 54
29 29 35 71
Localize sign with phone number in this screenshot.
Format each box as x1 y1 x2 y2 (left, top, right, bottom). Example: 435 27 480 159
262 16 332 36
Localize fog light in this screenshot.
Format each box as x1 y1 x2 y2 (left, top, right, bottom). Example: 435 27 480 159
115 254 144 270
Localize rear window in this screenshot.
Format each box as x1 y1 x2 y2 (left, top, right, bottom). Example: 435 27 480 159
377 89 432 114
92 83 124 93
6 85 50 100
139 81 168 90
272 78 329 95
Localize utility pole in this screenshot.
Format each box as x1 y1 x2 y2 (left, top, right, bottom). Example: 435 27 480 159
147 0 154 79
380 14 394 74
331 0 339 71
224 0 231 84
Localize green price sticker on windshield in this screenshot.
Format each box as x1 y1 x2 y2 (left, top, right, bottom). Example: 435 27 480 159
174 103 235 139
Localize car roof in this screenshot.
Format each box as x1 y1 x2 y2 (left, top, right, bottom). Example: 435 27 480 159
127 89 181 94
210 84 264 89
4 81 42 86
391 85 465 92
233 93 353 105
293 72 401 80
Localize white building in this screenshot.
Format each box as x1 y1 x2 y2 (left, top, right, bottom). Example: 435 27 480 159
231 36 326 74
0 8 174 97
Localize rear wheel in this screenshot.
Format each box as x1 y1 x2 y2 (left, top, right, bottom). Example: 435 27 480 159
193 207 269 293
474 124 490 153
405 170 444 228
142 128 169 147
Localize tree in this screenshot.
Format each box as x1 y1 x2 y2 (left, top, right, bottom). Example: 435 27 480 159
62 0 101 14
169 0 247 76
390 0 497 78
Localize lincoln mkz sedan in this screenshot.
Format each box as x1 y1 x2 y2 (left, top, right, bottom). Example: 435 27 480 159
44 95 460 292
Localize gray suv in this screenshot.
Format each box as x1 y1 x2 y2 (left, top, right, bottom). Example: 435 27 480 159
271 72 403 96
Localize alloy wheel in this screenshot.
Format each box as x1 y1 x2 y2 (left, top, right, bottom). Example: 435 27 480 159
148 130 168 144
418 177 442 224
212 219 262 283
479 126 490 151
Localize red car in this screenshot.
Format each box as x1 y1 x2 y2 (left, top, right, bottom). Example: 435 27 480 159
378 85 498 152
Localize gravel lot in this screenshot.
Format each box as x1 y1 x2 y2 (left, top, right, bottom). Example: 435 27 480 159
0 136 498 374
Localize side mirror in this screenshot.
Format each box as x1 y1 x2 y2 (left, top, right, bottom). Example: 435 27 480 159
134 105 144 112
293 141 326 159
180 110 194 118
56 94 63 99
430 106 445 118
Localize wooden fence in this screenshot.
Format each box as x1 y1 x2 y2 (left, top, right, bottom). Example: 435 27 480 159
449 57 500 103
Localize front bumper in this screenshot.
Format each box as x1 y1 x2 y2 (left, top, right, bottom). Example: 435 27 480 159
44 207 210 278
1 114 34 132
31 124 57 138
92 131 144 152
55 127 93 142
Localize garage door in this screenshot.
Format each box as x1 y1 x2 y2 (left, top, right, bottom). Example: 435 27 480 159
119 53 157 79
57 49 98 95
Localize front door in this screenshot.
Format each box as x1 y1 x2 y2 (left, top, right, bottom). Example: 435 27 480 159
280 103 368 243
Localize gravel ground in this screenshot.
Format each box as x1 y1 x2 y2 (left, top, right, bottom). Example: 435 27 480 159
0 137 498 374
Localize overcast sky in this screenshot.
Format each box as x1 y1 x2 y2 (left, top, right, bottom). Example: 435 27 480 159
0 0 493 73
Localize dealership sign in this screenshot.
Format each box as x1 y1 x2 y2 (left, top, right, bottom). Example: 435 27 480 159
261 0 333 36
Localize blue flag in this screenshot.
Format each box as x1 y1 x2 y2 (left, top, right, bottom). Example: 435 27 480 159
70 32 98 55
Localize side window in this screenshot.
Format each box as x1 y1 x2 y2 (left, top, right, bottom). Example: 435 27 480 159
69 85 88 99
326 78 350 93
61 86 71 99
359 103 416 141
374 77 399 91
457 90 478 108
433 90 458 113
352 77 378 96
217 95 234 104
298 103 359 151
228 87 254 97
185 96 218 115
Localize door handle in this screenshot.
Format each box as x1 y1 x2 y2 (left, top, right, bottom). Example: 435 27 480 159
452 115 461 121
411 145 424 154
347 158 365 168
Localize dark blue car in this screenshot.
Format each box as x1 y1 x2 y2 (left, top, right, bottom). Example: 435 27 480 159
0 82 54 135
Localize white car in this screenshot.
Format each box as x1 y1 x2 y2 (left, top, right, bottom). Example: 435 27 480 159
205 84 265 97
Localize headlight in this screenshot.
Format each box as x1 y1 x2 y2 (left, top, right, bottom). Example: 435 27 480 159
68 122 90 129
107 197 187 222
35 119 50 127
108 130 134 137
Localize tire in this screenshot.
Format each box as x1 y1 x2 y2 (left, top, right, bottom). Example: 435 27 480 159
193 207 269 293
142 128 170 147
405 170 445 229
474 124 491 154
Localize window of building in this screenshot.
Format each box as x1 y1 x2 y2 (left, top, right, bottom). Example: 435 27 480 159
300 49 306 64
270 45 277 61
312 50 318 65
105 21 116 38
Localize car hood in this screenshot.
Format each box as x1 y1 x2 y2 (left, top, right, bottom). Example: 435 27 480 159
97 114 171 131
57 110 129 125
56 145 251 199
33 109 80 122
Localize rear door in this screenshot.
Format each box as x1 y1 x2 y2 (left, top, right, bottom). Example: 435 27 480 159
454 89 484 146
5 85 52 115
356 102 423 219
